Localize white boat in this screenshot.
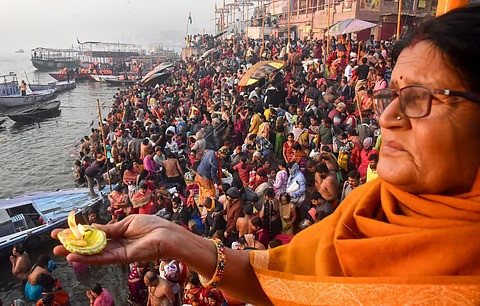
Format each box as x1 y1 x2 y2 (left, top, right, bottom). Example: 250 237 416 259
0 90 56 107
0 188 106 254
0 73 56 107
29 80 76 93
89 74 118 82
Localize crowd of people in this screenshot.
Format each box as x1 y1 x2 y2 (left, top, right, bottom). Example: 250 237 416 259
43 6 480 305
70 30 392 305
12 24 396 305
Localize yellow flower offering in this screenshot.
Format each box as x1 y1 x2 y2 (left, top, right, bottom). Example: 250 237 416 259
58 211 107 255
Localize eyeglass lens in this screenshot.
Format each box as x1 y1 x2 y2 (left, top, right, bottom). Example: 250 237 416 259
372 89 393 117
373 87 431 118
401 87 430 118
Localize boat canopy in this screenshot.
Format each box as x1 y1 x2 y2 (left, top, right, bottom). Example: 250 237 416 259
31 48 80 61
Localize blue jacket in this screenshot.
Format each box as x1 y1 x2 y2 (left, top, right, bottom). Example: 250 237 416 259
197 150 222 186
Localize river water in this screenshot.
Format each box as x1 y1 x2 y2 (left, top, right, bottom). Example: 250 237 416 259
0 54 128 304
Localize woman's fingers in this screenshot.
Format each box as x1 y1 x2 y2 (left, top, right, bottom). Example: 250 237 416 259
53 245 70 257
65 241 128 265
51 228 63 240
91 214 134 239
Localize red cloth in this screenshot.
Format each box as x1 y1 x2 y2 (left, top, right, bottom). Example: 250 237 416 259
274 233 294 245
233 162 252 185
348 136 363 170
132 190 155 215
283 142 295 163
358 149 378 178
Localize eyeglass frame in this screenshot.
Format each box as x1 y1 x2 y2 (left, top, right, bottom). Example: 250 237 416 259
372 85 480 119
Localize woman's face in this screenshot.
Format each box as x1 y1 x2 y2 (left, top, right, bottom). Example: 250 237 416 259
377 41 480 194
288 135 294 142
281 196 288 204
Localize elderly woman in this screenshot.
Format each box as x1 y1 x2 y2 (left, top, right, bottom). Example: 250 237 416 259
53 7 480 305
285 162 306 205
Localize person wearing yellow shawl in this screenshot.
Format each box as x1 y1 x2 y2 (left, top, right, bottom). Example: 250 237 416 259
52 7 480 305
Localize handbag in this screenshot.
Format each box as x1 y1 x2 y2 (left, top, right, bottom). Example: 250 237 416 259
287 181 306 205
286 181 300 194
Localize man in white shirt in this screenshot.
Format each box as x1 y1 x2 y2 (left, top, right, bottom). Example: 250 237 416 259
344 60 355 81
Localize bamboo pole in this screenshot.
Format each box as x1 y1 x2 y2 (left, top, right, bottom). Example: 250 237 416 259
246 2 250 49
287 0 291 45
260 0 265 57
96 99 112 193
396 0 402 40
326 0 330 54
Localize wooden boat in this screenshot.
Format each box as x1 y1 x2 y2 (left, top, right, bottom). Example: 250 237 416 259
49 72 89 81
8 101 61 122
0 188 105 254
55 80 76 92
30 81 76 93
28 82 56 92
105 78 136 86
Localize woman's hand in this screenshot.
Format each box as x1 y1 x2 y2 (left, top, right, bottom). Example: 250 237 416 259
51 215 175 265
86 290 94 300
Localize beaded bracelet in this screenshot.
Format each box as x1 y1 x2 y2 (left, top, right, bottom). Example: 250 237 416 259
199 239 226 288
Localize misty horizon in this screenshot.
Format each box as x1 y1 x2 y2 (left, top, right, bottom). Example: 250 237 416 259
1 0 219 56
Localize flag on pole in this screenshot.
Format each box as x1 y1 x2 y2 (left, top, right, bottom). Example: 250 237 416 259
188 12 192 24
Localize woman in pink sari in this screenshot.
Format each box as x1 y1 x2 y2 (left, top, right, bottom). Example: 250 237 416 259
128 262 148 305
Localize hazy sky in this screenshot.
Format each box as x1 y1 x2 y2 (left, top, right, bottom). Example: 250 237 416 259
0 0 219 55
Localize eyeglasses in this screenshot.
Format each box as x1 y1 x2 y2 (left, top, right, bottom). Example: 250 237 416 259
372 85 480 119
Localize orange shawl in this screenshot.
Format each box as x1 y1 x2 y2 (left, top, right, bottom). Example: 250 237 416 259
251 175 480 305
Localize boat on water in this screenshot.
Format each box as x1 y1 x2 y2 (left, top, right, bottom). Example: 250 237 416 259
28 82 55 92
15 49 25 54
105 77 137 86
0 188 105 254
31 48 81 71
29 80 76 93
49 72 89 82
8 100 61 123
0 73 57 107
89 74 118 82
